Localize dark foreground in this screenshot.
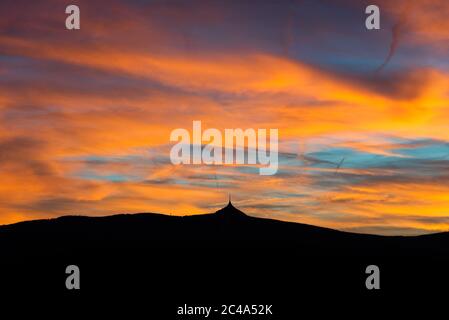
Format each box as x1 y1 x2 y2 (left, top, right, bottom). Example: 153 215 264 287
1 203 448 317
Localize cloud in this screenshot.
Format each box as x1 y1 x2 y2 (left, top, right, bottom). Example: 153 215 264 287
376 2 411 72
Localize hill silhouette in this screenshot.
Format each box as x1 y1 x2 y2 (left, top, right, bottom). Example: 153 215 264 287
1 201 449 257
1 201 449 310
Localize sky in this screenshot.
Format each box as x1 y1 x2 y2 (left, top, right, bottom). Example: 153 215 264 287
1 0 449 235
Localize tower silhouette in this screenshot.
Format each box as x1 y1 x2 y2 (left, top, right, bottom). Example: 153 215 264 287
216 194 246 218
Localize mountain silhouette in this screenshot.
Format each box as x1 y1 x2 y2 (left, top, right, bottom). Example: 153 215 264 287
1 202 449 303
1 201 448 257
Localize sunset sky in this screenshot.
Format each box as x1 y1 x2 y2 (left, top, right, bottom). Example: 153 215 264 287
1 0 449 235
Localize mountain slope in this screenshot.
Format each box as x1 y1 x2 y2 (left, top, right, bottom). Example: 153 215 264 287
1 202 448 258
